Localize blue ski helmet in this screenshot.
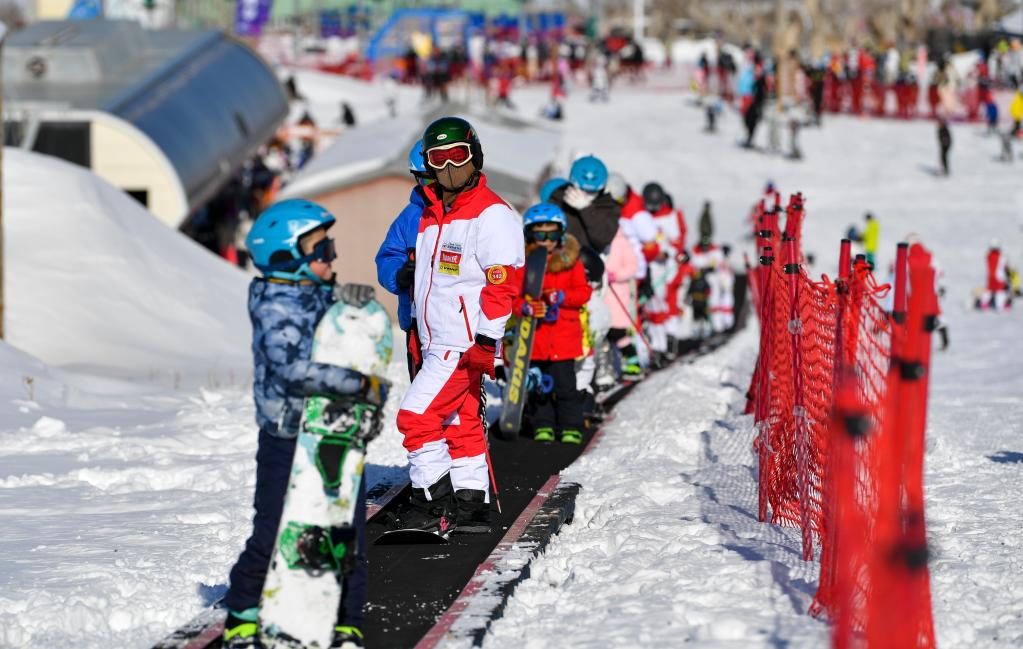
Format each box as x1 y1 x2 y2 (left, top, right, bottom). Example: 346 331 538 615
569 155 608 193
523 202 567 230
247 199 336 284
539 177 568 203
408 139 427 175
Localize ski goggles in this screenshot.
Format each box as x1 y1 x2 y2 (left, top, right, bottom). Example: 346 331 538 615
528 228 563 242
425 142 474 170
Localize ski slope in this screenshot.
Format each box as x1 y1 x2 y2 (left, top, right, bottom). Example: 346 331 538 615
1 69 1021 648
482 75 1023 647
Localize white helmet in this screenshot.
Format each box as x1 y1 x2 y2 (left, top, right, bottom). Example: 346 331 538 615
605 172 628 203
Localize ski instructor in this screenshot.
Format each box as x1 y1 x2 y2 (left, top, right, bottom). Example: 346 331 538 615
393 116 525 535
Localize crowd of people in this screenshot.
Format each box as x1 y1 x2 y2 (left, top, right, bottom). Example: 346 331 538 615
213 114 738 646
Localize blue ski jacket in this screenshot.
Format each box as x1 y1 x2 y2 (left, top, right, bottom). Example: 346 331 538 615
249 278 365 438
375 187 425 331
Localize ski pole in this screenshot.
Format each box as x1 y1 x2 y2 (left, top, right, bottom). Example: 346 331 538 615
607 283 653 354
478 375 503 514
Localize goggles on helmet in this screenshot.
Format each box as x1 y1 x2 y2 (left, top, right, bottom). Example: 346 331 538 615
425 142 474 170
527 226 563 243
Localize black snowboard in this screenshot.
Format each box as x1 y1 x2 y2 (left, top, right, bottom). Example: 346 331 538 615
375 529 450 545
498 247 549 439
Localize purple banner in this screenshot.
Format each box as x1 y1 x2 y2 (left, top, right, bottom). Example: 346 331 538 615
235 0 273 37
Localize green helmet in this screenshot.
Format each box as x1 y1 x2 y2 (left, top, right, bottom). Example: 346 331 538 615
421 116 484 171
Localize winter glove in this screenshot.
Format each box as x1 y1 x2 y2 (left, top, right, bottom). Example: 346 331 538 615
395 258 416 291
458 335 498 379
337 283 376 307
359 374 389 407
521 298 548 318
564 185 596 210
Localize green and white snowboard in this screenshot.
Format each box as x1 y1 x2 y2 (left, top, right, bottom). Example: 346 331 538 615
259 295 392 648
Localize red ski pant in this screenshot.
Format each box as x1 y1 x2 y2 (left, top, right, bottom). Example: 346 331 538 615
396 349 488 496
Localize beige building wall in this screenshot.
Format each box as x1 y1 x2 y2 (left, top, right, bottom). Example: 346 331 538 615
34 0 75 19
90 113 189 227
311 175 417 323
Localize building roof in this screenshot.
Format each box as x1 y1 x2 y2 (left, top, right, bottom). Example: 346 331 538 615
278 103 561 209
3 20 289 216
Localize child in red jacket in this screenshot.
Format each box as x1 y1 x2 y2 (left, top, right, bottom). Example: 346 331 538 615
515 203 593 444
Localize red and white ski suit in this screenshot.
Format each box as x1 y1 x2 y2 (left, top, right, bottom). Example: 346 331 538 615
396 175 525 497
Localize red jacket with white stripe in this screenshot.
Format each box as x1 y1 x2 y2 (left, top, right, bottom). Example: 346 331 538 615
413 174 526 353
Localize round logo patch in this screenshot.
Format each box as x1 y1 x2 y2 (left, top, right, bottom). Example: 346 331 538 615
486 265 507 285
436 133 448 141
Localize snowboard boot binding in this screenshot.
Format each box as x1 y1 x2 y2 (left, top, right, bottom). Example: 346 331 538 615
330 625 364 648
452 489 491 534
223 608 260 648
560 429 583 445
533 427 555 442
393 474 454 534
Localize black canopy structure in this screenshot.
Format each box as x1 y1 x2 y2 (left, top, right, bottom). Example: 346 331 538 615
3 19 288 228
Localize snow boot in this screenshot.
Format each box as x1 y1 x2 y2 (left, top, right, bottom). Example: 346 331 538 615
392 474 454 534
452 489 491 534
223 609 259 648
330 625 364 648
560 429 583 445
533 426 555 442
622 357 643 381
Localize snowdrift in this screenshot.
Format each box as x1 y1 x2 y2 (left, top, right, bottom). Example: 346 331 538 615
4 148 251 381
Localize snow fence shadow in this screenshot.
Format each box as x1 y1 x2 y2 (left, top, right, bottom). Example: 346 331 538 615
687 366 825 644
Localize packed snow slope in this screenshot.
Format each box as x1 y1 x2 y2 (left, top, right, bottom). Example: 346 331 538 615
482 75 1022 647
3 148 251 382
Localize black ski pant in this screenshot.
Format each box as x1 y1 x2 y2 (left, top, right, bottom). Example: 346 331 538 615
530 359 585 432
224 428 368 629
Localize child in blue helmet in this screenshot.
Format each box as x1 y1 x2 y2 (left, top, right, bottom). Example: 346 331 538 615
223 199 386 649
547 155 621 254
375 139 431 379
513 203 593 444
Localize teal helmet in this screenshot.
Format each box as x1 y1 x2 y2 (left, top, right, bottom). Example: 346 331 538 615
247 199 336 284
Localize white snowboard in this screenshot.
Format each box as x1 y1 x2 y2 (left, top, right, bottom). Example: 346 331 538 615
259 296 392 648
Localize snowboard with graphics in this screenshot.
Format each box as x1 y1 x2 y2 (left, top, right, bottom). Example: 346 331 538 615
497 247 549 439
259 294 392 649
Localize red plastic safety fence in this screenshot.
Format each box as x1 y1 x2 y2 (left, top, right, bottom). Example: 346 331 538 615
745 193 937 648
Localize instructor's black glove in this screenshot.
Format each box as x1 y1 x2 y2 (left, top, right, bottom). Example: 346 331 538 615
395 258 416 291
337 283 375 307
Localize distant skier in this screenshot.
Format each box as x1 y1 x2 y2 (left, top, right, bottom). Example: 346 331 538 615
980 240 1012 310
513 204 592 443
375 140 430 379
937 118 952 176
862 212 880 268
392 117 525 535
224 200 387 649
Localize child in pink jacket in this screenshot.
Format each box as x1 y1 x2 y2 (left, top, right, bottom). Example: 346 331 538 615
602 227 642 378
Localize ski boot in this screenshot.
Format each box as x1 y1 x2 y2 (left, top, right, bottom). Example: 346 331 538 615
452 490 491 534
392 474 454 534
560 429 583 445
223 609 260 648
622 357 643 381
533 426 556 442
330 625 364 648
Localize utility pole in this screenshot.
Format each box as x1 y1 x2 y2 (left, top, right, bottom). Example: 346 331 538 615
0 21 8 340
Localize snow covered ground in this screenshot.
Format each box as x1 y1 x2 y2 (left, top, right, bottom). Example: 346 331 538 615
482 74 1023 647
1 68 1021 648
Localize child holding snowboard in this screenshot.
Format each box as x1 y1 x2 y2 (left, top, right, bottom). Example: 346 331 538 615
223 199 387 649
515 203 593 443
